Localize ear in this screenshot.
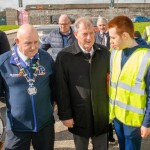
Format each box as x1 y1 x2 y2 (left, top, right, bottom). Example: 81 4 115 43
122 32 129 40
74 31 77 39
15 38 19 45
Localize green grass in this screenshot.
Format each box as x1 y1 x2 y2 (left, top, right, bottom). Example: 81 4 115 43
0 22 149 34
134 22 150 35
0 25 20 31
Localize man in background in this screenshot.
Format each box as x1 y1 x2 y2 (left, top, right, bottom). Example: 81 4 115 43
95 17 110 50
39 14 75 60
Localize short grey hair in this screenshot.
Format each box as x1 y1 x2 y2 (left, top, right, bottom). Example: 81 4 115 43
97 17 108 26
74 17 93 32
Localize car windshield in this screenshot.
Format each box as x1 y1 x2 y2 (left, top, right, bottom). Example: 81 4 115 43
36 25 59 44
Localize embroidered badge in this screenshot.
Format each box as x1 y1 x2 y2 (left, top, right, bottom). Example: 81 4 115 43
38 66 46 75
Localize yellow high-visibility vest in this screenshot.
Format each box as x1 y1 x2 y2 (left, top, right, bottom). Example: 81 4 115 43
146 26 150 42
109 48 150 126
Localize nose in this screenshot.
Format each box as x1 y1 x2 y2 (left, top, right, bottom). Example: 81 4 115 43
31 43 37 49
110 38 113 44
87 33 93 40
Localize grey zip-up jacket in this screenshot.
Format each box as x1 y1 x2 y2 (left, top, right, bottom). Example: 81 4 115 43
39 27 76 60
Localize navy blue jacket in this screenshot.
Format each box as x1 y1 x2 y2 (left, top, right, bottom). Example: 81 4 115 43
0 47 55 132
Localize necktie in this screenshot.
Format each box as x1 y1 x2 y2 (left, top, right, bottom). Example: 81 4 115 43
84 53 91 60
101 33 105 46
26 58 31 66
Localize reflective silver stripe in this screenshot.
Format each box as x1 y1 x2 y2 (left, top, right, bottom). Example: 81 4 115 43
110 49 116 73
110 81 117 88
110 49 150 95
110 99 145 114
118 82 145 95
110 81 144 95
136 50 150 84
110 98 115 106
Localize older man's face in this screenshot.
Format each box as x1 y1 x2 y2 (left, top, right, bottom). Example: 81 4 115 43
59 17 71 34
74 23 95 52
97 20 107 33
16 30 39 58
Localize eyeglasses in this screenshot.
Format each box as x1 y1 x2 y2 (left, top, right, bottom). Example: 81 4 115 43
59 22 70 26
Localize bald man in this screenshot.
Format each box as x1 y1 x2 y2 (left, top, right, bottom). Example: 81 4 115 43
39 14 75 60
0 24 56 150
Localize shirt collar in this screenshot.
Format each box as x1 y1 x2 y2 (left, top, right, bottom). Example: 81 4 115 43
17 47 28 63
10 45 39 67
100 30 108 35
17 47 39 61
78 43 94 56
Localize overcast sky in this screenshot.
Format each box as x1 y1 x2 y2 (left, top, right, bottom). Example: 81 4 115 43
0 0 149 10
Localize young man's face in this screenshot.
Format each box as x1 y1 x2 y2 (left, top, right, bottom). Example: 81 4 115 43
109 27 125 50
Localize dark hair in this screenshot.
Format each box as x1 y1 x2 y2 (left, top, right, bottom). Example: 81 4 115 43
134 31 141 38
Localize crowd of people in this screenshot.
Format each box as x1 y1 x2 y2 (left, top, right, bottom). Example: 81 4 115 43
0 14 150 150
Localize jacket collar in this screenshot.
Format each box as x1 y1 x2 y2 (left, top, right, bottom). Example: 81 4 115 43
59 27 73 36
71 40 103 55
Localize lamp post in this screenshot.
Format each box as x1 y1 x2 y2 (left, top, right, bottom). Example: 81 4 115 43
117 0 118 13
110 0 114 7
109 0 114 19
18 0 23 8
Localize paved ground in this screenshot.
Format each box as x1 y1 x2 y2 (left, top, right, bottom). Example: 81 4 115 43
53 111 150 150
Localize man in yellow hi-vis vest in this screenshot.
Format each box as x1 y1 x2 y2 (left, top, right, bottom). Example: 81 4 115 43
108 15 150 150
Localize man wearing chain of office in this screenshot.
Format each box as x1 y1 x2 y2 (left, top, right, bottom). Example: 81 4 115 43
0 24 56 150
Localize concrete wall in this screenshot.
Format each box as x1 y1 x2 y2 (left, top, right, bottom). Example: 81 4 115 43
26 4 150 25
2 4 150 25
5 9 18 25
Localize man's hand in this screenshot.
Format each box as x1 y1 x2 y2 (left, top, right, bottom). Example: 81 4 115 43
62 119 74 128
141 126 150 138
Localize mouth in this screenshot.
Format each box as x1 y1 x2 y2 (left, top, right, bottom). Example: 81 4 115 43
111 45 116 49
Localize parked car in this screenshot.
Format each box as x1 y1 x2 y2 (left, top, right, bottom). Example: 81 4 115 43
36 24 59 45
132 16 150 22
